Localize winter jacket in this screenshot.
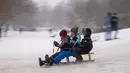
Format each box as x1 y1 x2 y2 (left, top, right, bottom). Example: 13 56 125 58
56 35 71 51
69 33 81 48
78 28 93 54
105 15 111 28
111 15 119 30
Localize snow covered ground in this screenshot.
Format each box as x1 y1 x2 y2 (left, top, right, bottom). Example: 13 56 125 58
0 28 130 73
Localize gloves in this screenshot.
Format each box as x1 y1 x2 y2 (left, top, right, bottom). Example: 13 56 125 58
53 41 59 47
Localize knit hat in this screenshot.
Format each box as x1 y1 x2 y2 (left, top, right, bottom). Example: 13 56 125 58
59 29 67 37
70 26 78 34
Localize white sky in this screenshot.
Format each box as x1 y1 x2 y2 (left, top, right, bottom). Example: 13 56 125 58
32 0 65 7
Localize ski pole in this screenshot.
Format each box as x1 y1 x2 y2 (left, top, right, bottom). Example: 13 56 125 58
53 44 55 54
53 40 61 54
55 40 61 53
56 48 60 53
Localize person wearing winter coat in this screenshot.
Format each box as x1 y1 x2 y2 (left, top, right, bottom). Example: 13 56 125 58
39 29 73 66
69 26 81 49
111 13 119 39
72 28 93 62
104 12 112 40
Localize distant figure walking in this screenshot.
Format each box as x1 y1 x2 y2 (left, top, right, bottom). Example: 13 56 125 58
111 13 119 39
3 25 9 37
0 27 2 39
19 27 24 34
104 12 112 41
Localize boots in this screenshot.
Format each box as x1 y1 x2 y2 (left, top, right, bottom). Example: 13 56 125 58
39 54 54 67
39 57 45 67
75 58 83 63
45 54 53 66
75 55 83 63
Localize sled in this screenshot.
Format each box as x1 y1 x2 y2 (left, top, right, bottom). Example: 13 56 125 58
42 52 95 68
65 52 95 63
39 52 95 68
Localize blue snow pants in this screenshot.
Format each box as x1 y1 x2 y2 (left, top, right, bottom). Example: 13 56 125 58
53 51 72 64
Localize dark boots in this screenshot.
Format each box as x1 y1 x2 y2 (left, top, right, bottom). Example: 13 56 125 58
39 57 45 67
75 55 83 63
73 51 83 63
45 54 53 66
39 54 53 67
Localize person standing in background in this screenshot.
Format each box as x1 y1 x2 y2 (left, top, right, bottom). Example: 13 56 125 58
0 26 2 39
111 13 119 39
104 12 112 41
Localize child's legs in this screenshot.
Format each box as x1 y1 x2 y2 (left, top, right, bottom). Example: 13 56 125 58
53 51 72 64
51 52 60 58
72 47 83 61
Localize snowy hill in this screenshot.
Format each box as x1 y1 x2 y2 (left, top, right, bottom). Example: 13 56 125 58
0 28 130 73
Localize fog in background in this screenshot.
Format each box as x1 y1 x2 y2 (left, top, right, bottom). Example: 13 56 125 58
0 0 130 33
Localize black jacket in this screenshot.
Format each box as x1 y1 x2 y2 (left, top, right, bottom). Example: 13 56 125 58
79 37 93 51
78 28 93 53
111 16 119 30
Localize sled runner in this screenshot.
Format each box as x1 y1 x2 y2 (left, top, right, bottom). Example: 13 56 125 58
65 52 95 63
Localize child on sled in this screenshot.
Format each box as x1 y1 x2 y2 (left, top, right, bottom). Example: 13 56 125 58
39 28 81 66
39 27 93 66
72 28 93 62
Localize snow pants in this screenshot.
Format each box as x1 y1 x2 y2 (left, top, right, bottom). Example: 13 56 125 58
53 51 72 64
72 47 92 61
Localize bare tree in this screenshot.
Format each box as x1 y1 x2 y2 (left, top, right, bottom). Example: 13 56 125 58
0 0 38 30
